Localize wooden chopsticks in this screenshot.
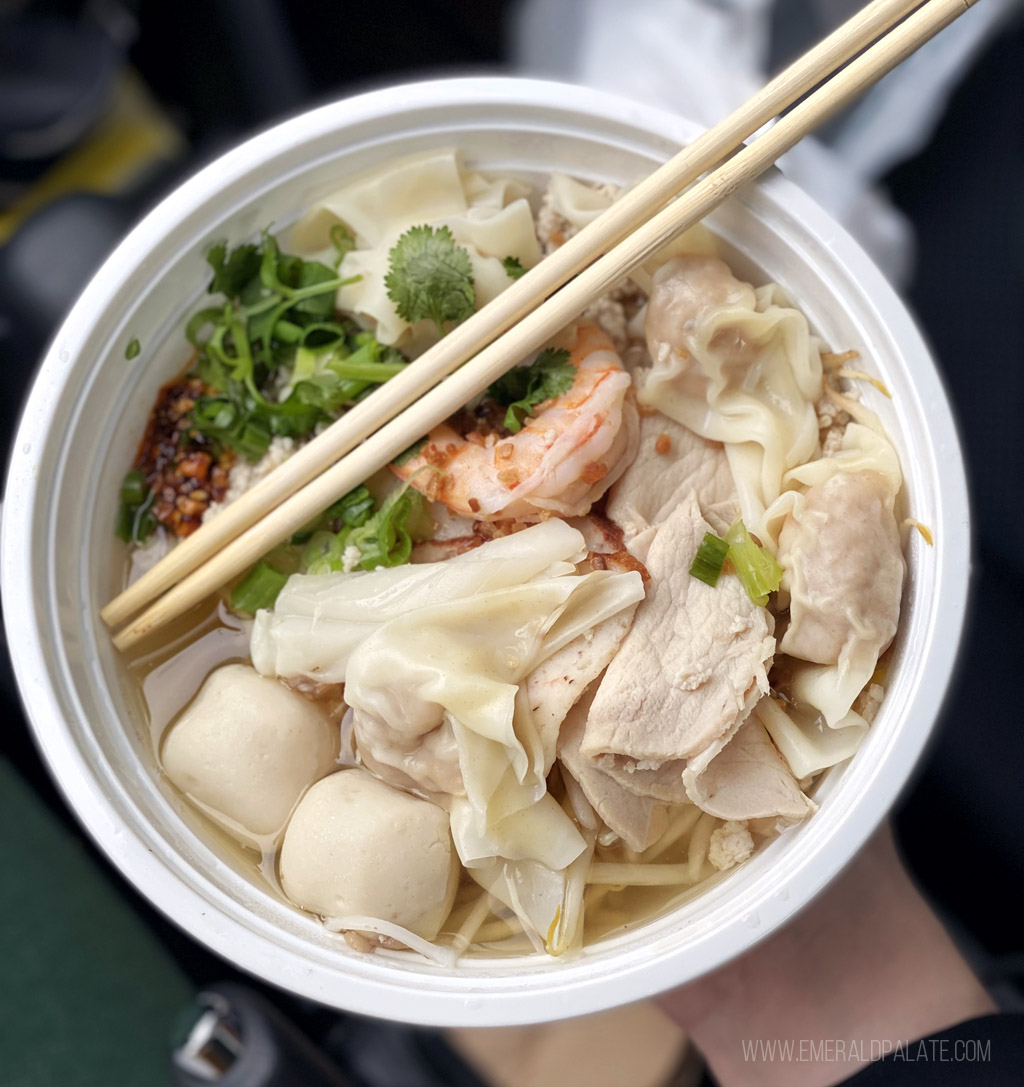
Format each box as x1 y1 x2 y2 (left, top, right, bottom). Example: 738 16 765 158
101 0 924 636
106 0 974 650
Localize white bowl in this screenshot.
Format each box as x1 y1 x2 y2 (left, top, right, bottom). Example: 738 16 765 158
1 77 968 1027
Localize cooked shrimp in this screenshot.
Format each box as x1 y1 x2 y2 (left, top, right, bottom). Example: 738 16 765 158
393 322 638 521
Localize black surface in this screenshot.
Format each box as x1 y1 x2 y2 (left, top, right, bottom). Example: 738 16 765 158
0 16 123 166
885 19 1024 953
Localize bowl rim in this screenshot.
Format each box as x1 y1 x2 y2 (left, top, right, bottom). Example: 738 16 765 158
1 75 970 1026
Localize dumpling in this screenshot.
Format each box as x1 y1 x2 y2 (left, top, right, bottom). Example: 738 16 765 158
639 255 823 526
250 518 589 683
279 769 459 940
252 519 644 871
759 423 905 725
540 172 718 292
778 469 904 667
346 568 643 864
161 664 338 848
754 697 867 780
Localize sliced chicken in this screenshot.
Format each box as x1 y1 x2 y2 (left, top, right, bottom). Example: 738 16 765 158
595 756 689 805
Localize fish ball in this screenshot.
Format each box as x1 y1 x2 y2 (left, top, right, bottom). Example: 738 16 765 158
162 663 338 847
280 769 459 940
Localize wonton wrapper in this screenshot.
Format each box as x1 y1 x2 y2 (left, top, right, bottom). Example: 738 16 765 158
290 148 541 348
251 520 644 873
761 425 905 726
546 172 719 293
754 698 867 780
640 255 824 527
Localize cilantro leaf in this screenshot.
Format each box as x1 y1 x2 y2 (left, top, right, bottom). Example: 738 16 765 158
502 255 526 280
384 225 475 335
206 241 262 300
486 347 575 433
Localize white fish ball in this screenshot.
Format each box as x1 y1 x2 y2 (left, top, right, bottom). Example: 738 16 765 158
280 769 459 940
161 663 338 848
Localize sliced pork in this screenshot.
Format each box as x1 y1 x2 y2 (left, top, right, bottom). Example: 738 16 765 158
606 412 738 539
683 714 817 822
581 494 775 770
558 686 669 852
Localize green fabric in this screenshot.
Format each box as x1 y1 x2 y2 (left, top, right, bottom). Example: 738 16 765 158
0 756 191 1086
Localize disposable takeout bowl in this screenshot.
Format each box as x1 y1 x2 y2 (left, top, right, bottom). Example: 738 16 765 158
1 78 969 1026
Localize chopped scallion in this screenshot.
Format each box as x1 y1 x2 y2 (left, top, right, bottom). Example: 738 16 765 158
330 224 356 267
725 521 783 606
302 531 347 575
689 532 729 587
347 480 432 571
328 484 376 527
230 561 289 613
115 468 157 545
119 468 148 507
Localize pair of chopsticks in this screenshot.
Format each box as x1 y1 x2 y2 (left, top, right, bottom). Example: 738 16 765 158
104 0 975 650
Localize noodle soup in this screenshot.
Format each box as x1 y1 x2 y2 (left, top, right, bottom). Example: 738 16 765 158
114 148 908 965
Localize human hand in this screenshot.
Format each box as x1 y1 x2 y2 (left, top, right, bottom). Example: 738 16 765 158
659 824 995 1087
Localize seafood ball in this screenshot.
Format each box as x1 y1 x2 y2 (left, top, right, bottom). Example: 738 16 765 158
280 769 459 940
162 663 338 848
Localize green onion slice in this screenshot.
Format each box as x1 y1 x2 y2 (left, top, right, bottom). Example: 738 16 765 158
689 532 730 587
230 561 289 613
725 521 783 606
